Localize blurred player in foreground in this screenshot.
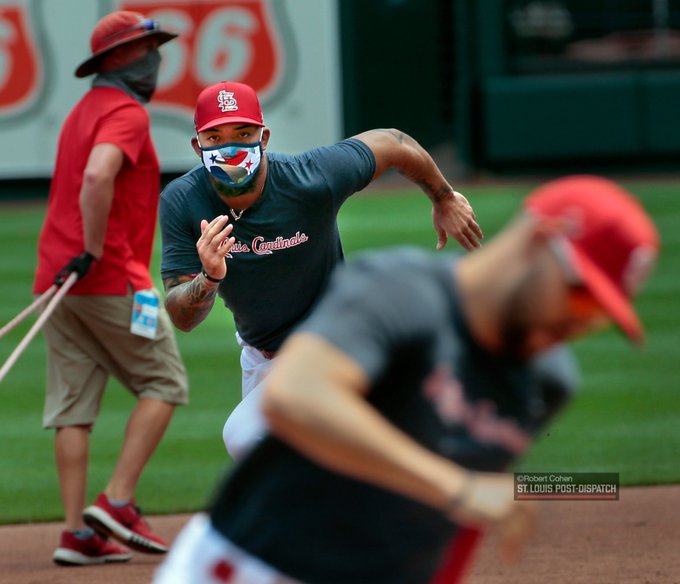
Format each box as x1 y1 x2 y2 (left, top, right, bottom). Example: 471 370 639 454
33 10 188 566
154 175 659 584
159 81 483 461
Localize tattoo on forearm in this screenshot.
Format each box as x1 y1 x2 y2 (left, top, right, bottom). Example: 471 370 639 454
376 128 407 144
415 180 453 203
372 129 453 203
163 275 186 293
430 185 454 203
416 179 431 193
164 275 218 331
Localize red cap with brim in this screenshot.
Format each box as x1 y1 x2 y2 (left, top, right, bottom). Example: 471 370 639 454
75 11 177 78
570 245 644 342
194 81 264 132
525 175 659 344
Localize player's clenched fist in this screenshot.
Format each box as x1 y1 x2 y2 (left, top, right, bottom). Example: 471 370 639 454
447 471 537 561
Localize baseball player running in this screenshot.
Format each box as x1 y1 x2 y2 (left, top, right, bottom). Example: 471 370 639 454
153 175 659 583
159 80 483 461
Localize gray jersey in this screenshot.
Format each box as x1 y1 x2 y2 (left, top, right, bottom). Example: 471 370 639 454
211 247 578 584
160 138 375 351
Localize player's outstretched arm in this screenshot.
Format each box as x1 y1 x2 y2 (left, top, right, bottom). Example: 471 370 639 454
263 332 535 559
353 129 483 251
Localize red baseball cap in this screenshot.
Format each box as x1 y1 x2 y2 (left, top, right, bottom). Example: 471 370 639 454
525 175 659 343
194 81 264 133
75 11 177 78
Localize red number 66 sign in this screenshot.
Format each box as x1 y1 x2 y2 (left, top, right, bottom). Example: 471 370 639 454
123 1 285 113
0 4 42 114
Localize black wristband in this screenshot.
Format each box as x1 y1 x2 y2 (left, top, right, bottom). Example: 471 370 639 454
201 269 223 283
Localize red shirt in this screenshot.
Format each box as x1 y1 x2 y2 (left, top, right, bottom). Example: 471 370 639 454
33 87 160 294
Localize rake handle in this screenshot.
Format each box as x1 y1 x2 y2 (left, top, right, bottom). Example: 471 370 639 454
0 285 57 340
0 273 78 384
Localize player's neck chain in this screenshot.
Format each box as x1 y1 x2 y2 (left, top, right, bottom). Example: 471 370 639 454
230 208 244 221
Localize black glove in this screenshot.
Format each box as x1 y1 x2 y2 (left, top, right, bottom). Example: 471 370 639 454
54 252 96 286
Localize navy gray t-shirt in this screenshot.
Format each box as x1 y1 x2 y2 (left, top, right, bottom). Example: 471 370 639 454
159 138 376 352
209 247 578 584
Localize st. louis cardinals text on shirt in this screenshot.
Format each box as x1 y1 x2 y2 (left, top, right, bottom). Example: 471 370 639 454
226 232 309 257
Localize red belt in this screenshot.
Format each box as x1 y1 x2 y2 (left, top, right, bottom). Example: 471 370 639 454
260 350 277 360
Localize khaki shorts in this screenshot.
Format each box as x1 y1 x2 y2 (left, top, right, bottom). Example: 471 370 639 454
42 290 189 429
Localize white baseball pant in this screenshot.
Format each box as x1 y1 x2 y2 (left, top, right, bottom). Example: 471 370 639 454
153 514 303 584
222 333 276 460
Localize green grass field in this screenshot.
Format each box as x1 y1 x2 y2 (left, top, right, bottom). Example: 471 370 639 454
0 179 678 524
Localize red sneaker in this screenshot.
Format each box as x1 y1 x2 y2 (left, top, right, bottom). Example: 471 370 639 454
53 530 132 566
83 493 168 554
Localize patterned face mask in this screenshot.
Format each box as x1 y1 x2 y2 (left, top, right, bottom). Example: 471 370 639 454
197 131 263 187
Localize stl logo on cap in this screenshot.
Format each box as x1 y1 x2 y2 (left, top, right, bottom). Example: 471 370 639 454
194 81 264 132
218 90 238 113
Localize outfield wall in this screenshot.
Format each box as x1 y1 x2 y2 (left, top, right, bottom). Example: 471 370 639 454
0 0 342 179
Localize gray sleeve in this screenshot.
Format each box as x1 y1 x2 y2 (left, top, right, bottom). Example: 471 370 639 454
298 261 440 382
307 138 376 210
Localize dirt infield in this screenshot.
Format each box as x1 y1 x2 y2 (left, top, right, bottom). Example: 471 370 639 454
0 485 678 584
467 485 680 584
